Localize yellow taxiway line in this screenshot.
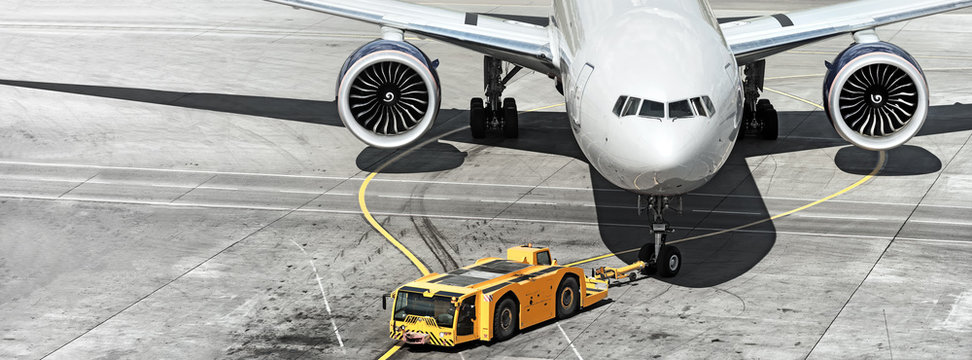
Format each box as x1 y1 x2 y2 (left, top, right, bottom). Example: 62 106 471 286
359 171 432 276
378 342 404 360
763 86 824 110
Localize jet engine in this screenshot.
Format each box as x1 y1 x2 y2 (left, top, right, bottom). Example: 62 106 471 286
337 40 441 149
822 42 928 151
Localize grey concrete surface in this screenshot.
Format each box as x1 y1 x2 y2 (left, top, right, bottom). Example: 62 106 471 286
1 0 971 359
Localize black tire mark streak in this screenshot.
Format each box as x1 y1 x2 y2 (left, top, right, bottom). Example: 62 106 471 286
410 216 460 272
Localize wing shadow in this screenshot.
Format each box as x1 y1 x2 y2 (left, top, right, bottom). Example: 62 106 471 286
0 79 341 126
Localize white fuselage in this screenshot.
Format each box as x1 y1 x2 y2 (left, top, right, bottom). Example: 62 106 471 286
553 0 743 196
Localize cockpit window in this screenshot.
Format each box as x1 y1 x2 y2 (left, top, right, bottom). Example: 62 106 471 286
622 97 641 117
702 96 716 116
639 100 665 118
691 97 707 117
614 95 712 120
669 100 694 119
613 96 627 116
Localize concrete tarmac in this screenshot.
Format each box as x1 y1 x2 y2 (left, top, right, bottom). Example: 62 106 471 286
1 0 970 359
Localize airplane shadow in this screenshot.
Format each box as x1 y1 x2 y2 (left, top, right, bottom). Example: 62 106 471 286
2 79 967 287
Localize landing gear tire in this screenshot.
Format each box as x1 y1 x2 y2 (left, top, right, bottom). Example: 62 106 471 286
470 98 486 139
493 297 518 341
658 245 682 278
756 99 778 140
502 98 518 138
637 244 658 275
739 101 754 141
555 276 579 319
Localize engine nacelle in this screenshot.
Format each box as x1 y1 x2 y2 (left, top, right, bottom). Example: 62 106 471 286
337 40 441 149
823 42 929 151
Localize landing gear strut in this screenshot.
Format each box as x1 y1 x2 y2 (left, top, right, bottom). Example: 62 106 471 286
740 60 779 140
637 195 683 277
470 56 522 139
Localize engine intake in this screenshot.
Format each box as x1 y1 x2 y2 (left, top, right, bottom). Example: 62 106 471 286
823 42 928 151
337 40 441 149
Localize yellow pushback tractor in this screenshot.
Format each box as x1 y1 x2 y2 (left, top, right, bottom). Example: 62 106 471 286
382 245 610 346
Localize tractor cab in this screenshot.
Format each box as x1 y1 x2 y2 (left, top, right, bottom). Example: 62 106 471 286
506 244 557 266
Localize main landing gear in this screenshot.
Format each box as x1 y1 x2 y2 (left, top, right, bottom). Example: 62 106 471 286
637 195 683 277
740 59 779 140
470 56 522 139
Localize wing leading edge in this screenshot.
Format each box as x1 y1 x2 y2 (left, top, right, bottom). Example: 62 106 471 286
722 0 972 64
265 0 555 74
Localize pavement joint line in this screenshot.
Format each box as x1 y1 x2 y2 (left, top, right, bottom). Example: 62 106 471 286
488 158 573 223
56 172 97 198
169 174 217 204
556 322 584 360
290 239 346 352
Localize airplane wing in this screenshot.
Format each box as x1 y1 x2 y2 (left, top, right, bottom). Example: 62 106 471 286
722 0 972 65
264 0 555 74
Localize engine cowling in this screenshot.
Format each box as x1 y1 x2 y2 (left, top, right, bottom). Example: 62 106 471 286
823 42 929 151
337 40 441 149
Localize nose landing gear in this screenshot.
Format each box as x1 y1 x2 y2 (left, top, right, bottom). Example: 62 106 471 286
637 195 683 277
470 56 522 139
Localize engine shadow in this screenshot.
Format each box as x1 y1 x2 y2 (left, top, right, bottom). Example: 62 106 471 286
356 140 468 173
836 145 942 176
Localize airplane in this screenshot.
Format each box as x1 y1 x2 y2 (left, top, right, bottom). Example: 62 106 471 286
266 0 972 277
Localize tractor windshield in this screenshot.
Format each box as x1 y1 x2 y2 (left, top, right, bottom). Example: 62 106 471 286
393 291 457 328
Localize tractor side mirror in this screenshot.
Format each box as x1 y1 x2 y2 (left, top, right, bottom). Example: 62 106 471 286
382 294 389 310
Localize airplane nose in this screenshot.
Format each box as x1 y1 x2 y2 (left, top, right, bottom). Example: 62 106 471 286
607 118 716 193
